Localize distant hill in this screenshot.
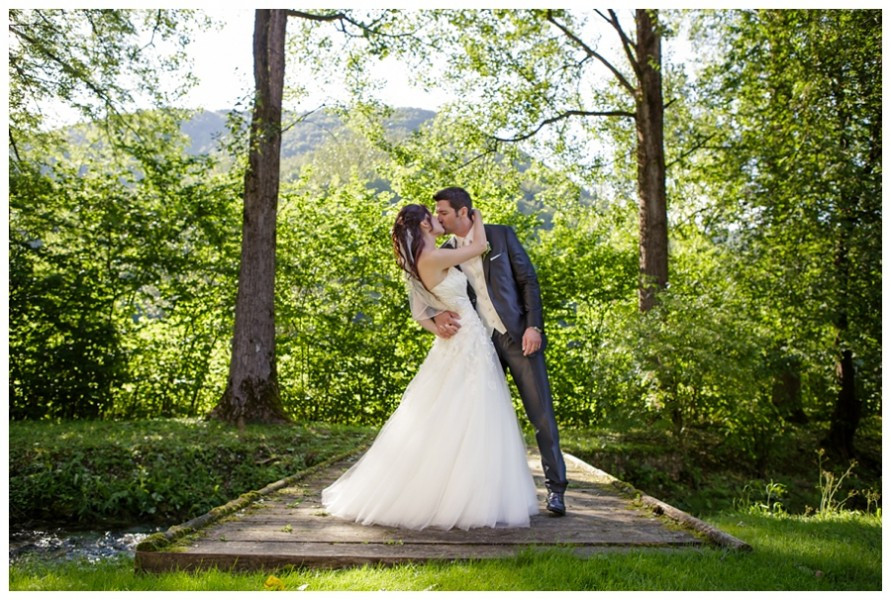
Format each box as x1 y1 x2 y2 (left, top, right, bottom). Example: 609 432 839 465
84 106 586 220
178 107 435 160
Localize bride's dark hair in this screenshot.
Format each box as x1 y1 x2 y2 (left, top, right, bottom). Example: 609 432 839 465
392 204 432 280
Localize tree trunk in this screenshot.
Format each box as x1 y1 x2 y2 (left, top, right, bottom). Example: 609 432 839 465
827 347 858 457
824 74 860 457
825 224 859 456
770 360 808 424
635 9 668 312
210 9 289 426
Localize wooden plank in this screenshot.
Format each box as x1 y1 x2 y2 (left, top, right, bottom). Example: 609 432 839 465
135 449 745 572
136 538 700 572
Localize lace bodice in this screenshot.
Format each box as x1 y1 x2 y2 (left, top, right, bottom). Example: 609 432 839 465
430 268 475 315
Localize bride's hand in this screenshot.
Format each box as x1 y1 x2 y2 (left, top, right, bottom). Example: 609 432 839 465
471 209 487 248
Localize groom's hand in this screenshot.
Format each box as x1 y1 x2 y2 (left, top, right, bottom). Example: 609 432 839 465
522 327 542 356
433 311 462 339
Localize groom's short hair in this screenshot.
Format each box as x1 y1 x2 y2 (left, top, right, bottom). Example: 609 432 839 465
433 186 473 215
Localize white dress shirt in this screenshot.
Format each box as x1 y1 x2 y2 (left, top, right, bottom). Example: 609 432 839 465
455 234 507 337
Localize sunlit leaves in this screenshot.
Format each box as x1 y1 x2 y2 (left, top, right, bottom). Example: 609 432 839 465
8 9 206 134
687 9 881 418
9 108 241 419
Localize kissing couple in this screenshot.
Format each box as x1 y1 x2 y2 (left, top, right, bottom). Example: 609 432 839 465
322 186 567 530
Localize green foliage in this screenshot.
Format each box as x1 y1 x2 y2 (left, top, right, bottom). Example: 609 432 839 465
8 9 205 136
9 8 239 420
529 198 639 424
625 273 776 456
274 177 420 422
688 9 882 421
9 113 242 419
8 419 373 525
425 9 643 184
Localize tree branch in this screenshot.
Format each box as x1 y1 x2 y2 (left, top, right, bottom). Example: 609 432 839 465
666 133 716 169
280 103 328 135
9 22 118 111
285 9 417 40
454 143 500 172
284 10 345 22
140 10 164 51
546 10 636 96
602 9 640 78
9 131 23 165
494 108 635 143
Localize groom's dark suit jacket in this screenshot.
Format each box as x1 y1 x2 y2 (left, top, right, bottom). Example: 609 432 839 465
445 224 545 350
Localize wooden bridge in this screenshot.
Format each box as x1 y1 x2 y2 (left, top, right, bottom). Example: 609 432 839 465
135 447 750 572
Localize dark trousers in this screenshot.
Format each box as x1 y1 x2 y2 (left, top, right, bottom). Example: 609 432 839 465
491 330 568 494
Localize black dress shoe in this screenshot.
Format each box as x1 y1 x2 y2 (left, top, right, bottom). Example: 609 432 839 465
546 492 566 516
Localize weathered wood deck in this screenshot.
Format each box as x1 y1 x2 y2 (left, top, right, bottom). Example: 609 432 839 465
136 448 750 572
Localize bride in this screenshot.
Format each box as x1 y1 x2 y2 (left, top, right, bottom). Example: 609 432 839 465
321 204 538 530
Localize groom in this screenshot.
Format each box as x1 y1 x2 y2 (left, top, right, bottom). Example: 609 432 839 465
418 186 568 516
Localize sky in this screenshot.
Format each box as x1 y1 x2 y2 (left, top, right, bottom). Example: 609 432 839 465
183 8 448 115
20 6 450 128
22 3 872 125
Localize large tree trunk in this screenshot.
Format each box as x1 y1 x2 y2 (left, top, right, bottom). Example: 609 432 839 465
827 346 858 457
210 9 289 426
635 9 668 312
824 76 861 457
825 224 859 457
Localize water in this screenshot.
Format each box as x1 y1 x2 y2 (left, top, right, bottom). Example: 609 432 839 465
9 523 167 564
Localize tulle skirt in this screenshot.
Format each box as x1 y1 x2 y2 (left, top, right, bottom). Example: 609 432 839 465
321 318 538 531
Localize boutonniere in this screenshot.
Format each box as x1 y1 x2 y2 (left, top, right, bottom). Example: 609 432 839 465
482 242 492 258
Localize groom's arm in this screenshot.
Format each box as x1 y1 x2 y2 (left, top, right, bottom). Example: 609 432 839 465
417 318 439 335
503 226 544 332
418 311 462 338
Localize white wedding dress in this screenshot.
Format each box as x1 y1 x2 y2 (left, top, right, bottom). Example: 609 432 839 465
322 267 539 530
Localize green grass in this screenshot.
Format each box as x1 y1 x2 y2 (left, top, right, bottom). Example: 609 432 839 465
9 510 881 591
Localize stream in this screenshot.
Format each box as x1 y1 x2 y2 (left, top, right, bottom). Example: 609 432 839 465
9 522 169 564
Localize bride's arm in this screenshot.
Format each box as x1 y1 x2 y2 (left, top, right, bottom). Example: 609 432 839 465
421 210 487 271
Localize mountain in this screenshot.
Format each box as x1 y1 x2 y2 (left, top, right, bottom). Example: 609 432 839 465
178 107 435 161
174 107 588 220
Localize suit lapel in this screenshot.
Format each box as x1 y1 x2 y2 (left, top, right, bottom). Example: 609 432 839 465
441 236 461 271
482 250 491 282
482 226 492 283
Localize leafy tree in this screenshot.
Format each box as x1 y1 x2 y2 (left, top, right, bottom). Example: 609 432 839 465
8 9 201 156
210 8 425 426
9 112 240 419
530 196 639 425
419 9 672 311
690 9 881 456
8 9 238 420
